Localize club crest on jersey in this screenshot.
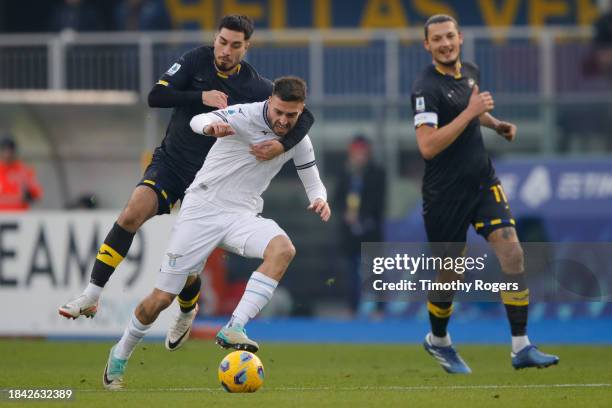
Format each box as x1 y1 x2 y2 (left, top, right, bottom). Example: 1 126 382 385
166 63 181 76
416 96 425 113
167 253 183 267
468 78 475 88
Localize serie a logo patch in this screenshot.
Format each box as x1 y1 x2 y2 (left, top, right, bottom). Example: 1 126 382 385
416 96 425 113
166 63 181 76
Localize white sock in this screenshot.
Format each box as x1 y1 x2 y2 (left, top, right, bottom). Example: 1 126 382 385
229 271 278 327
114 313 152 360
512 335 531 354
429 332 452 347
83 283 103 301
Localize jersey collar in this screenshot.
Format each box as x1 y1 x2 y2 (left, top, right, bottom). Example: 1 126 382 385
434 61 462 79
262 101 275 132
214 63 241 79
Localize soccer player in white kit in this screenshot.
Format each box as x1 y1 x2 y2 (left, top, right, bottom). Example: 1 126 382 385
103 76 330 390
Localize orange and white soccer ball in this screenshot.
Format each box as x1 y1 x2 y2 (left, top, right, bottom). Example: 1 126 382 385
218 351 265 393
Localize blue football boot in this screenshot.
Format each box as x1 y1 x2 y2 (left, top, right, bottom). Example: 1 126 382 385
423 333 472 374
512 345 559 369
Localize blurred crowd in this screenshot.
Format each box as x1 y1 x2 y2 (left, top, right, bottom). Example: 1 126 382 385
1 0 172 33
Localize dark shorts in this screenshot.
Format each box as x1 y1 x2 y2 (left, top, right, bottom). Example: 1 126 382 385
424 177 515 244
137 151 191 215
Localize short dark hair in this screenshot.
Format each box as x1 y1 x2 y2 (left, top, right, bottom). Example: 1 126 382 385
424 14 459 39
272 76 307 102
218 15 254 40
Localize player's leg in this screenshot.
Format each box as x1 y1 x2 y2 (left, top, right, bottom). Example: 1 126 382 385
59 156 182 319
165 273 201 351
104 286 181 390
422 200 473 374
105 195 222 389
160 192 224 350
476 180 559 369
216 216 293 352
59 185 159 320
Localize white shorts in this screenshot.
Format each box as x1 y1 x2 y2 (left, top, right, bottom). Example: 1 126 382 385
156 193 288 294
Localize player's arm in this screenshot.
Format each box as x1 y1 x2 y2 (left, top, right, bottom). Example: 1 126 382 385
480 112 517 142
148 51 228 109
190 110 236 137
292 136 330 222
414 85 493 160
250 107 315 161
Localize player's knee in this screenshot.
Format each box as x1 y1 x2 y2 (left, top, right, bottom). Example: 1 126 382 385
151 290 175 311
266 236 296 264
499 244 524 274
117 203 151 232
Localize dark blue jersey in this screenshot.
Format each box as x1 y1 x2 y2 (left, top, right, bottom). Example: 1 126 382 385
411 62 495 206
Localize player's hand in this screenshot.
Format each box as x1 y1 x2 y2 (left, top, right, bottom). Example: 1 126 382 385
467 84 494 118
308 198 331 222
495 121 517 142
250 140 284 161
202 90 228 109
203 121 235 137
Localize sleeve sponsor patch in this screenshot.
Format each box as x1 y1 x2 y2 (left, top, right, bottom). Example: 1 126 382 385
166 63 181 76
414 112 438 128
415 96 425 113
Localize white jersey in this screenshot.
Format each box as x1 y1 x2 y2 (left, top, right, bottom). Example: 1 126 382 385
189 101 326 214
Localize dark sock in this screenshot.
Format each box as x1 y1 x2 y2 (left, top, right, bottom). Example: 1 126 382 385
178 275 201 313
90 222 135 287
427 301 453 337
501 274 529 336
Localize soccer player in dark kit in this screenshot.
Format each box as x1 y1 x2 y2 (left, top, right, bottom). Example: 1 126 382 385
411 14 559 373
59 15 314 351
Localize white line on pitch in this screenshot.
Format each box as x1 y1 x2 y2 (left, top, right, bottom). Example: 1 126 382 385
74 383 612 393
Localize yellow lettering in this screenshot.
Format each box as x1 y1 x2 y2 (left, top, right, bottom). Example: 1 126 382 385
577 0 600 27
479 0 520 27
412 0 455 19
314 0 331 28
222 0 264 21
529 0 569 27
165 0 215 30
269 0 286 29
361 0 408 28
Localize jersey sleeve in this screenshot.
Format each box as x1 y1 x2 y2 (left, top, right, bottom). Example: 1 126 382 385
292 136 327 204
190 104 250 137
411 84 440 129
280 107 314 152
156 49 199 90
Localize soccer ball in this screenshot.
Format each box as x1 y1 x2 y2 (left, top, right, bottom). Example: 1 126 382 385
218 351 265 393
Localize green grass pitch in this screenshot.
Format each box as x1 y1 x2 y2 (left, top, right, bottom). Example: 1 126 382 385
1 340 611 407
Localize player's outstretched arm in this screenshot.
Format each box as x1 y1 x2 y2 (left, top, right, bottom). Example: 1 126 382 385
480 113 517 142
190 113 235 137
308 198 331 222
280 107 315 152
293 136 330 222
416 85 494 160
249 108 316 161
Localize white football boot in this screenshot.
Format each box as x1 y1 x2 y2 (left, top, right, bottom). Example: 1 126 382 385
165 303 199 351
58 294 98 319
